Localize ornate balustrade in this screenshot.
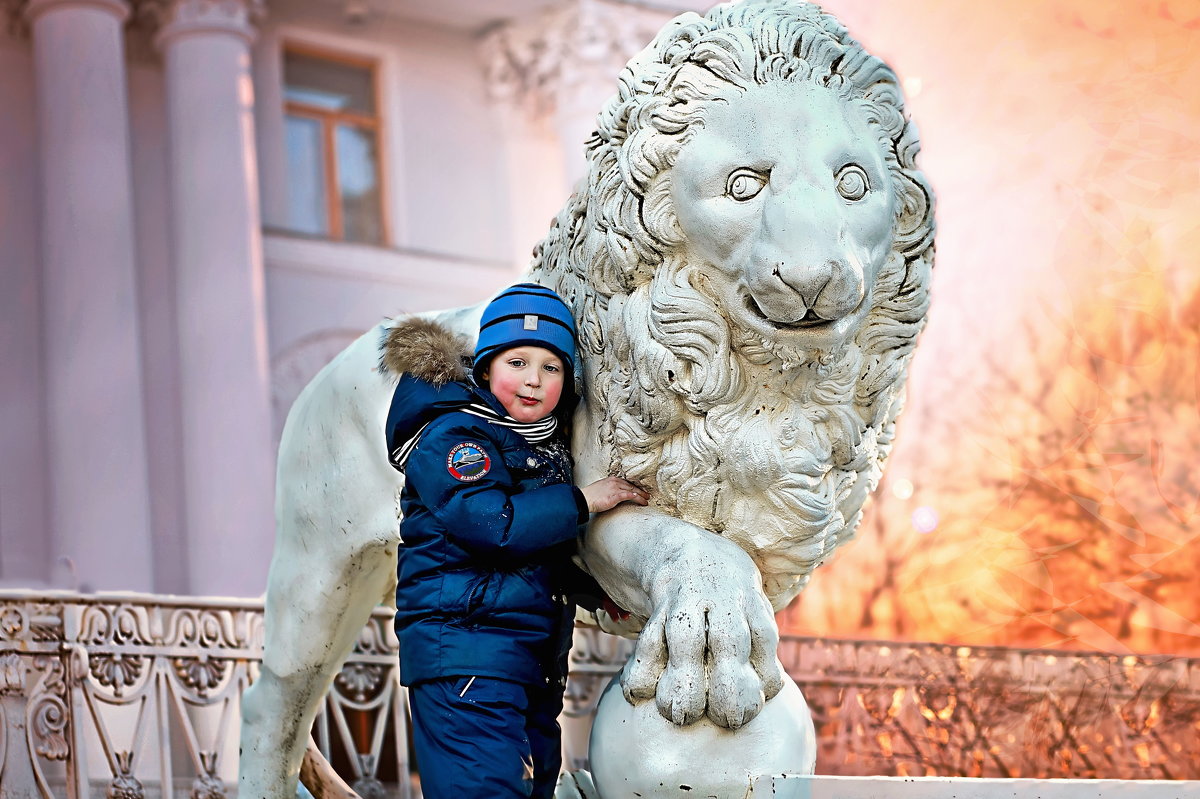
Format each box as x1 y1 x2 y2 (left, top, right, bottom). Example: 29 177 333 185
1 591 1197 798
780 637 1200 779
0 591 406 799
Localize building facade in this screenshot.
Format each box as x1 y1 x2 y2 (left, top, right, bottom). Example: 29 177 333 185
0 0 692 598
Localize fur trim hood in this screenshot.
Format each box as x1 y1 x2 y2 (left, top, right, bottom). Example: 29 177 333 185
379 317 471 386
381 317 489 473
380 315 579 473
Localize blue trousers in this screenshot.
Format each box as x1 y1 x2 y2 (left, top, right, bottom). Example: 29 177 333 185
408 676 564 799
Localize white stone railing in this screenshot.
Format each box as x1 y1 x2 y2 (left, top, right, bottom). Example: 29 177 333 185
0 591 407 799
2 591 1198 798
777 636 1200 780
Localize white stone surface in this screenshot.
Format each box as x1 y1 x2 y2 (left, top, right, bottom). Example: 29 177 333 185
241 2 934 796
27 0 155 593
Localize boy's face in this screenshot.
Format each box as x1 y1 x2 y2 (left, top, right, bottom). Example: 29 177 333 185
482 346 566 423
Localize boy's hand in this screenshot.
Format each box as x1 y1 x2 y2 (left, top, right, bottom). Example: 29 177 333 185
581 476 649 513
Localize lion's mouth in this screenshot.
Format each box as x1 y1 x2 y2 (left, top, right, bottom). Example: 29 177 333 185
744 295 833 330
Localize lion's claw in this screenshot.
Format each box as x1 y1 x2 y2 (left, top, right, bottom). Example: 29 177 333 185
656 658 707 725
620 552 784 730
622 611 667 702
707 657 763 729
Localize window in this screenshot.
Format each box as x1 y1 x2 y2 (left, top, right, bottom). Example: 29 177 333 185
283 47 387 245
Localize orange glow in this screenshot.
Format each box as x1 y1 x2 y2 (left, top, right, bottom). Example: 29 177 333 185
779 0 1200 657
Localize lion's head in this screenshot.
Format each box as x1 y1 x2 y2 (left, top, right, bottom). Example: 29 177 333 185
529 1 934 604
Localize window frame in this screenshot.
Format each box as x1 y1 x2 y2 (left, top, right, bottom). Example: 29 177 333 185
281 42 391 246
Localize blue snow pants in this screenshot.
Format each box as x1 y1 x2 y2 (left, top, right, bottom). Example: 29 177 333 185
408 676 564 799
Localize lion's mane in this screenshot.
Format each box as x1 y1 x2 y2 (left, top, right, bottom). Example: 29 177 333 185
529 2 935 604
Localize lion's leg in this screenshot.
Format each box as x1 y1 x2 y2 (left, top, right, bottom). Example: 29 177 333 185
239 334 401 799
240 538 396 799
579 505 784 729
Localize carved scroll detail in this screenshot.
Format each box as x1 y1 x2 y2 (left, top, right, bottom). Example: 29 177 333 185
29 655 69 761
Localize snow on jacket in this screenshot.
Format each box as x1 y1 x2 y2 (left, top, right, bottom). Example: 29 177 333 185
381 318 593 688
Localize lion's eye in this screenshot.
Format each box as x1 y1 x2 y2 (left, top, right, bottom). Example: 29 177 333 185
726 170 767 202
835 165 870 201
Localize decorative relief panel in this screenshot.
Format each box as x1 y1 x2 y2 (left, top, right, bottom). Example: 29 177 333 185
479 0 667 116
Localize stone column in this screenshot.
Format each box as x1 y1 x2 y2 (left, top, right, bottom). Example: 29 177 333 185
156 0 275 598
26 0 154 592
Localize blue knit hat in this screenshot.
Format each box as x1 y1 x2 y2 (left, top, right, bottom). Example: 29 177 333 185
472 283 577 387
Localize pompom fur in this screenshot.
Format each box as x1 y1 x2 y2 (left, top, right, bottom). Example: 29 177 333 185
379 318 470 386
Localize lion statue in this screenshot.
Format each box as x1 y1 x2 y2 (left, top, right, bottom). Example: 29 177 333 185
239 2 933 796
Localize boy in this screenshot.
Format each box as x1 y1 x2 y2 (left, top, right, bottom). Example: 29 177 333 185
383 283 647 798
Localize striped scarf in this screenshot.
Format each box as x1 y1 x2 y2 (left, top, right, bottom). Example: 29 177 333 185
390 402 559 471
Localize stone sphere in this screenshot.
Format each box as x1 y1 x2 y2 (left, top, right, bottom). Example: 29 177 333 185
589 665 816 798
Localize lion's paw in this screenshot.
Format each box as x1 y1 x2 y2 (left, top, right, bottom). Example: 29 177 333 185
621 561 785 730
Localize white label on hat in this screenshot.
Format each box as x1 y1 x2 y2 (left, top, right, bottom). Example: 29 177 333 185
523 314 538 330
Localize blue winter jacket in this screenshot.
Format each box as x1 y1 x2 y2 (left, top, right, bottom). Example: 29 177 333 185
386 372 591 688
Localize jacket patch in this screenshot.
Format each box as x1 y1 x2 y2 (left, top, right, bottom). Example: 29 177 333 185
447 442 491 482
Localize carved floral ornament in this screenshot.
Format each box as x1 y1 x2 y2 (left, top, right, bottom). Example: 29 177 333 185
0 651 23 694
173 654 231 697
0 605 24 639
89 653 147 697
167 607 244 649
333 662 385 703
0 600 60 642
350 615 398 659
79 604 152 648
190 751 226 799
108 750 146 799
479 0 667 115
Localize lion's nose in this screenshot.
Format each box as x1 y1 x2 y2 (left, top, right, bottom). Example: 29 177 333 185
773 261 833 309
